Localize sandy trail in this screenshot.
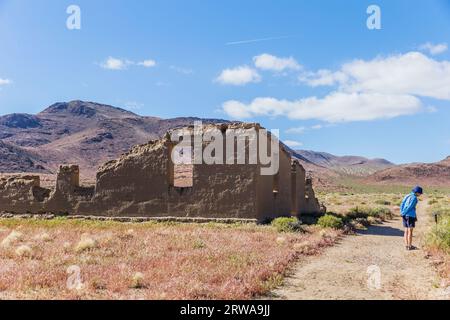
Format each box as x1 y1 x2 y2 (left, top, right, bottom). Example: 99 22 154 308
271 199 448 300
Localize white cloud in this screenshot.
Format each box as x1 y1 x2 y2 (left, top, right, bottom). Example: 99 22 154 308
222 93 422 123
419 42 448 55
215 66 261 86
0 78 11 85
101 57 130 70
254 54 301 72
138 59 156 68
285 127 306 134
301 52 450 101
284 140 303 148
223 51 450 123
101 57 157 70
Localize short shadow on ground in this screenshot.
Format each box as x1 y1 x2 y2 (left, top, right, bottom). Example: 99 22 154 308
357 224 404 237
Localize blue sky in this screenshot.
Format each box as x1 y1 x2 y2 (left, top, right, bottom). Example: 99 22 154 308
0 0 449 164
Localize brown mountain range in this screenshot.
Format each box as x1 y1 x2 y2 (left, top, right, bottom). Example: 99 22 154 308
0 100 448 187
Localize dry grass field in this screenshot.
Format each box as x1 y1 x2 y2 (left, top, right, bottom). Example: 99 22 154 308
320 192 403 214
0 218 341 300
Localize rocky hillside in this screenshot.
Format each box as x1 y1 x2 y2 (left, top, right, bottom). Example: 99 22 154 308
365 156 450 187
0 100 226 179
295 150 394 176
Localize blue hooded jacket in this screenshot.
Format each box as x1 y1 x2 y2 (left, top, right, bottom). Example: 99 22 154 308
400 192 418 218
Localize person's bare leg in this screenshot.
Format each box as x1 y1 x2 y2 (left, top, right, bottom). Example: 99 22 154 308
404 228 409 247
409 228 414 248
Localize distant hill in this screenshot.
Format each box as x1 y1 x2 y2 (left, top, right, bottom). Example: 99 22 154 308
294 150 394 176
0 100 227 179
365 156 450 187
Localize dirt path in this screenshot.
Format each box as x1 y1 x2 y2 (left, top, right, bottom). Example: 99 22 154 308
271 199 449 300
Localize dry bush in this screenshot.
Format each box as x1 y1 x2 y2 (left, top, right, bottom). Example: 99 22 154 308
75 235 97 253
1 231 23 247
34 233 52 242
130 272 146 289
15 245 32 258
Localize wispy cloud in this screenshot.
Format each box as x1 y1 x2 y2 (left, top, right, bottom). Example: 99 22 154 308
226 35 293 46
123 101 144 110
285 125 325 134
100 57 156 70
284 140 303 148
419 42 448 55
138 59 156 68
170 65 194 75
426 106 438 113
0 78 12 85
155 81 171 87
215 66 261 86
285 127 306 134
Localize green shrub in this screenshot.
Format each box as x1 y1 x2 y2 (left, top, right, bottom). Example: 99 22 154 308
347 207 369 219
428 199 438 205
271 217 303 233
317 215 344 229
368 207 394 220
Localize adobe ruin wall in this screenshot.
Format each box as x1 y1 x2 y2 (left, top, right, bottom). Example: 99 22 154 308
0 123 325 221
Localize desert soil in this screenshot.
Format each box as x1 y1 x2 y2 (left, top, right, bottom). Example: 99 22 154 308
271 199 449 300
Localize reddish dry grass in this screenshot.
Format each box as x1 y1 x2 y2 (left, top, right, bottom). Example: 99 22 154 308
425 248 450 287
0 219 341 300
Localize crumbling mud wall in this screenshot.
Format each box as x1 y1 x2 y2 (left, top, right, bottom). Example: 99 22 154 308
0 123 325 220
0 175 50 213
290 161 306 216
169 164 258 218
256 147 294 221
46 165 94 214
77 140 170 216
302 178 325 215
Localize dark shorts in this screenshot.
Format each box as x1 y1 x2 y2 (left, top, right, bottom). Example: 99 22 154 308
402 216 416 228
